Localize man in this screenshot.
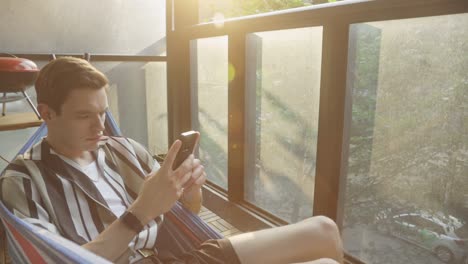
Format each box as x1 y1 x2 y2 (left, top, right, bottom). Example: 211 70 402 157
0 57 343 264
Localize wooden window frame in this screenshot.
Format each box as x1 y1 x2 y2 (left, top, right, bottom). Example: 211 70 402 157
167 0 467 224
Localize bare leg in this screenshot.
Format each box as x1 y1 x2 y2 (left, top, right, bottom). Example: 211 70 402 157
228 216 343 264
292 259 340 264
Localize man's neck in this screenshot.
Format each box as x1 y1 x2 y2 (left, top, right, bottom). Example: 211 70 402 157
45 136 94 167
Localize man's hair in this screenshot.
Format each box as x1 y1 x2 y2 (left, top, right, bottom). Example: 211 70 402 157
35 57 109 114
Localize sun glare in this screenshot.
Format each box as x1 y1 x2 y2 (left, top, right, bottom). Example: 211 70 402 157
228 63 236 82
212 12 225 28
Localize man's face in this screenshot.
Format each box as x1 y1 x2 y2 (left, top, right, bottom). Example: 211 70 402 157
46 87 108 153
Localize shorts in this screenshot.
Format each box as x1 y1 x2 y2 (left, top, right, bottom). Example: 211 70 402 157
143 239 241 264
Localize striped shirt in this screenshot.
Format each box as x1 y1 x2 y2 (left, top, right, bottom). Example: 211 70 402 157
0 136 162 261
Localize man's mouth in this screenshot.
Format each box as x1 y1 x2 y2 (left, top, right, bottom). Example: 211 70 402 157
87 135 104 141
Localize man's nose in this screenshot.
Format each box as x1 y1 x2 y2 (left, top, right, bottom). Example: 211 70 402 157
92 114 106 131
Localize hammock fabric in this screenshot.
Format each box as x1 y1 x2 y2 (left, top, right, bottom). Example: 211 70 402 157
0 112 222 263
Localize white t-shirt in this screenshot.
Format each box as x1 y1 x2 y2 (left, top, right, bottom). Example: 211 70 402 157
82 161 127 217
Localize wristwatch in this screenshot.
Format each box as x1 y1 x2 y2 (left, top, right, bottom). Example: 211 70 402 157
119 210 144 233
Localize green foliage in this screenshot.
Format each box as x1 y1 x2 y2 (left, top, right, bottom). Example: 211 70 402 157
228 0 306 17
200 0 345 21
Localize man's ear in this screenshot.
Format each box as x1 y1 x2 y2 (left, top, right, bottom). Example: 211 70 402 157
37 104 55 121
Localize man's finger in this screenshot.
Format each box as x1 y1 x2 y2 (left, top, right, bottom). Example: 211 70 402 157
179 171 192 188
175 154 194 177
182 175 196 189
183 166 205 189
193 159 201 167
194 172 206 186
162 140 182 170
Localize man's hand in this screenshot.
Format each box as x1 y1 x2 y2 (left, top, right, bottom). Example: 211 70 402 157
181 158 206 205
129 140 194 225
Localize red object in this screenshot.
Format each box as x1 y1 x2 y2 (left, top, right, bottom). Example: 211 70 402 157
5 221 47 264
0 57 39 72
0 57 39 92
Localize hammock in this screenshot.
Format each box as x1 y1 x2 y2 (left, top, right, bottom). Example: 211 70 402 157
0 112 222 263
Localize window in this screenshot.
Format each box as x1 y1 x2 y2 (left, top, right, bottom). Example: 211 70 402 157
144 62 168 155
94 62 168 154
342 13 468 264
398 215 417 226
416 218 444 235
244 27 322 222
191 36 229 189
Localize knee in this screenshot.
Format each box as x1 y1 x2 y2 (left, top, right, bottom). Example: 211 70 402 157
309 216 340 239
293 259 339 264
302 216 343 259
314 258 340 264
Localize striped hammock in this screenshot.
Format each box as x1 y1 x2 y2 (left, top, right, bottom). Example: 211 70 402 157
0 112 222 263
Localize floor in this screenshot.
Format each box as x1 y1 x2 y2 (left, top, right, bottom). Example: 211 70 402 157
199 206 242 238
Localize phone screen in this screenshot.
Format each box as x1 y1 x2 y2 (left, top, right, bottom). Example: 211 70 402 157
172 131 199 170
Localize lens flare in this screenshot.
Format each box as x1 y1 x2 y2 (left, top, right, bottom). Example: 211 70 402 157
228 63 236 82
212 12 225 28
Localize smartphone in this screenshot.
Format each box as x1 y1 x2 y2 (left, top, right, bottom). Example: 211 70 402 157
172 131 200 170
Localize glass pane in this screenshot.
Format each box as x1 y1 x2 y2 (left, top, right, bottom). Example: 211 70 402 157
191 36 229 189
245 27 322 222
145 63 168 156
0 0 166 55
199 0 349 22
94 62 168 155
342 14 468 264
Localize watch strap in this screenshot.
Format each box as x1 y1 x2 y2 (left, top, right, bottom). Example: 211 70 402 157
119 210 144 233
